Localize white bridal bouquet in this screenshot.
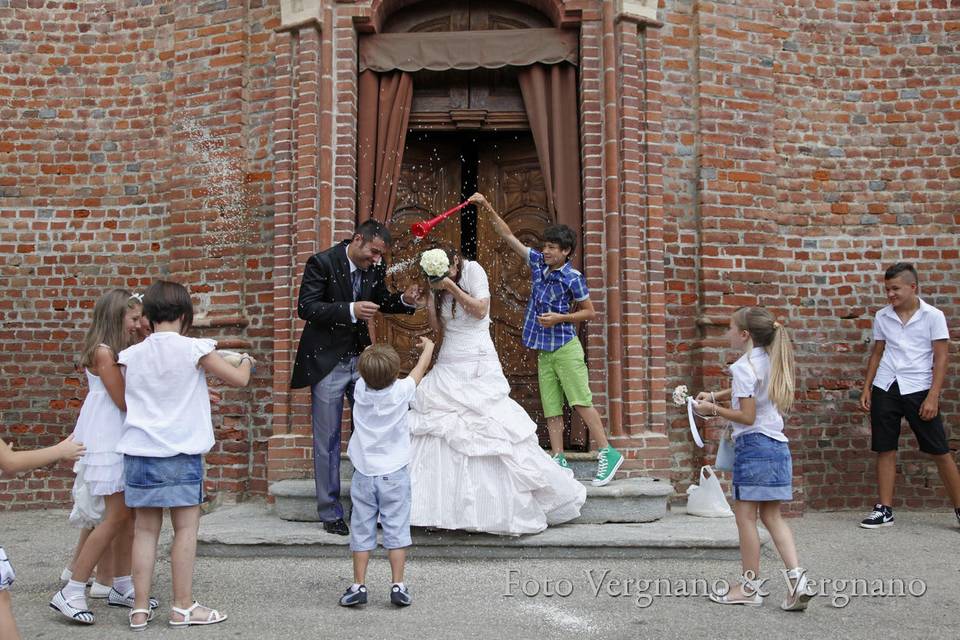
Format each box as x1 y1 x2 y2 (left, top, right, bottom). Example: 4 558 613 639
674 384 705 448
672 384 690 407
420 248 450 283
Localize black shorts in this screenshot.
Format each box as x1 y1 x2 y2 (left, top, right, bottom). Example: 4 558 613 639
870 382 950 455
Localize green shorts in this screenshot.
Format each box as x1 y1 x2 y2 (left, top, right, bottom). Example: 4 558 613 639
537 337 593 418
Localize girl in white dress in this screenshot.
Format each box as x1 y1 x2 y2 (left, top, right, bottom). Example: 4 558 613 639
62 293 144 596
51 289 155 625
409 248 586 535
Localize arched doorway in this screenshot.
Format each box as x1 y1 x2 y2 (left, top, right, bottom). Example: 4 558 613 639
362 0 586 449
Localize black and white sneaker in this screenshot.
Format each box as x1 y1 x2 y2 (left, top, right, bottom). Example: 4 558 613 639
390 584 411 607
860 504 894 528
339 585 367 607
954 507 960 528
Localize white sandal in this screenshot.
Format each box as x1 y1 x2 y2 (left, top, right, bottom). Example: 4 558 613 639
168 601 227 627
49 589 95 624
129 608 155 632
709 575 764 606
781 567 815 611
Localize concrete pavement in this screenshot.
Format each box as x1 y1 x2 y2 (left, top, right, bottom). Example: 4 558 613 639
2 507 958 639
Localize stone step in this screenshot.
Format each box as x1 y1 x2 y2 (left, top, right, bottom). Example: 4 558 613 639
197 502 764 560
311 452 598 482
566 451 599 480
269 476 674 525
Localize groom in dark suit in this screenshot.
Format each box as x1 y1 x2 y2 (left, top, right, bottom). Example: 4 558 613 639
291 219 423 535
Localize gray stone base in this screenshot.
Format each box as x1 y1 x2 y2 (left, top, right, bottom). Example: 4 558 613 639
197 502 763 560
270 476 674 525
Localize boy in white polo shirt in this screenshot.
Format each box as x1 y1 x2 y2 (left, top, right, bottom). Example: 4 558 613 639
339 337 434 608
859 263 960 529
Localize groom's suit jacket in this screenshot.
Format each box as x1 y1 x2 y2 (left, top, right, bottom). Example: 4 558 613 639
290 240 413 389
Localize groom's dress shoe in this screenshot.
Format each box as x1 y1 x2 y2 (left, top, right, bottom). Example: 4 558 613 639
323 518 349 536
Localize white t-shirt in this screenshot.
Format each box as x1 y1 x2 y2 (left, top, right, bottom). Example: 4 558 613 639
347 377 417 476
729 347 787 442
116 332 217 457
872 299 949 395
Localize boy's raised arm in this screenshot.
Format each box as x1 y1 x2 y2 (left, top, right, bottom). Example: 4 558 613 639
469 192 528 260
407 336 436 385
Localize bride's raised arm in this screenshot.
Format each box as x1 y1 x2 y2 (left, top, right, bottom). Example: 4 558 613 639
439 262 490 319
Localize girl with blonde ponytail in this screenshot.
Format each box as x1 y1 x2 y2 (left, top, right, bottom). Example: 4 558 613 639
696 307 814 612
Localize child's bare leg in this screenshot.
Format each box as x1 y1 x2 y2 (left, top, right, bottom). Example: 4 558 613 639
130 508 162 627
110 517 134 581
387 548 406 584
352 551 370 585
758 502 800 569
0 591 21 640
876 450 897 505
573 405 609 449
68 528 92 575
930 452 960 507
169 506 218 622
546 416 565 454
70 493 129 583
95 540 115 586
728 500 761 599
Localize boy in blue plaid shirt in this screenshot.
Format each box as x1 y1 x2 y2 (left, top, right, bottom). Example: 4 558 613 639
470 193 623 486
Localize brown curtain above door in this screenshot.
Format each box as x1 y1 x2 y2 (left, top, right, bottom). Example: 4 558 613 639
357 70 414 223
359 29 578 73
518 62 583 268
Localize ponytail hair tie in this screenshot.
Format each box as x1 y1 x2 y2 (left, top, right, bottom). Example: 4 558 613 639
130 293 144 303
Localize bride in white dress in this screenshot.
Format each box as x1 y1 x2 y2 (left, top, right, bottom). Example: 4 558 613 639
408 248 586 535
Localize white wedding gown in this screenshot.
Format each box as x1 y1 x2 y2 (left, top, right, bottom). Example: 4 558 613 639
409 260 586 535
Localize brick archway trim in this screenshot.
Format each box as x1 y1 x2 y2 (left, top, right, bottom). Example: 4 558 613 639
355 0 581 33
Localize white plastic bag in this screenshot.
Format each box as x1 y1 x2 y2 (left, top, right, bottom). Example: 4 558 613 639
685 465 733 518
68 461 105 529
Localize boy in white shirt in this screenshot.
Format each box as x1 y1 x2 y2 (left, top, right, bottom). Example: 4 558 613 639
339 337 434 608
859 263 960 529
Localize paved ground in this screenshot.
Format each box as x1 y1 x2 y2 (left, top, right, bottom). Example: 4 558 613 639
2 508 958 639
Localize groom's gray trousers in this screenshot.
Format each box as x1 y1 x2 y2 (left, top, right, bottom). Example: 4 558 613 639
311 357 359 522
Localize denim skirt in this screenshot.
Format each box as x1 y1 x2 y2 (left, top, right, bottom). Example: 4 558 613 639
732 432 793 502
123 454 205 508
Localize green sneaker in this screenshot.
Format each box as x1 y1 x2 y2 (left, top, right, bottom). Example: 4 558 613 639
552 452 570 469
592 446 624 486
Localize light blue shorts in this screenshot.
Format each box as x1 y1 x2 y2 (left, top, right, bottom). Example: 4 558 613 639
349 466 411 552
732 433 793 502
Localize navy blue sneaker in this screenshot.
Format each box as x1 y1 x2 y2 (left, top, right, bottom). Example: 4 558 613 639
390 584 411 607
860 504 894 529
339 585 367 607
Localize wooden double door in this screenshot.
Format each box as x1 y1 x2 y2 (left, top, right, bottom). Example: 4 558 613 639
374 132 585 449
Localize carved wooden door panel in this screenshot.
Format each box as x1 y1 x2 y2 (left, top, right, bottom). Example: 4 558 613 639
476 135 584 447
375 138 462 373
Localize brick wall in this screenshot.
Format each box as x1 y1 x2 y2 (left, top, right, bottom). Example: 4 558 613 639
660 0 960 512
3 0 957 513
0 0 280 508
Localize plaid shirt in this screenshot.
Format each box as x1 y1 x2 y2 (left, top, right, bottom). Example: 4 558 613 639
522 248 590 352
